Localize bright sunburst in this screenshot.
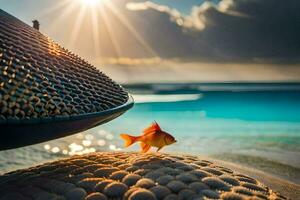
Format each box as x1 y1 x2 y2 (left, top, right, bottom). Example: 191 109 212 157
80 0 101 7
43 0 157 59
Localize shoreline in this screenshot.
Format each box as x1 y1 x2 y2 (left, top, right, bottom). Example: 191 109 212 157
99 63 300 84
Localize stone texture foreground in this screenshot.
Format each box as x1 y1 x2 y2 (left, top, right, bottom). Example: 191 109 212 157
0 152 287 200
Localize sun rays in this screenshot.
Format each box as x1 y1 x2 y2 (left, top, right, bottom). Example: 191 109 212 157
68 5 87 48
99 4 122 57
80 0 102 7
104 1 158 57
42 0 158 61
91 5 101 58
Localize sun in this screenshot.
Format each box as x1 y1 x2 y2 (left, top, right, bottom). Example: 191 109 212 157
80 0 101 7
45 0 156 59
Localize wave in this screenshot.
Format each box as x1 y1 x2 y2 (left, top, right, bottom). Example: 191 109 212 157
133 94 202 103
125 83 300 93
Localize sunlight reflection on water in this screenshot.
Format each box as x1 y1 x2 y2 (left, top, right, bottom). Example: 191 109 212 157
41 129 122 157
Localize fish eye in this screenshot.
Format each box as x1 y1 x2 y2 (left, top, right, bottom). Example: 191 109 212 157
165 135 175 144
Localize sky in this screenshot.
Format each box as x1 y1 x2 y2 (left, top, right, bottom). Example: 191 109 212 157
1 0 300 82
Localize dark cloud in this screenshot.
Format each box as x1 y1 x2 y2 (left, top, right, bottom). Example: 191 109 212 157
198 0 300 62
122 0 300 63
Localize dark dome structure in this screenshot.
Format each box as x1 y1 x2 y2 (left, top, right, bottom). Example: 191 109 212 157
0 152 288 200
0 9 134 150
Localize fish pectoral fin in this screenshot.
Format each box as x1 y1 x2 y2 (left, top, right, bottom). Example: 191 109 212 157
157 146 164 152
140 142 151 153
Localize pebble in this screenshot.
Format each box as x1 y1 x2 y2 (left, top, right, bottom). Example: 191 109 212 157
103 182 128 197
145 171 164 181
94 167 118 178
202 177 230 191
126 166 140 172
220 192 244 200
256 193 269 199
149 185 171 199
156 175 174 185
176 173 198 183
188 195 204 200
36 193 63 200
109 170 128 181
65 188 87 200
236 176 257 184
188 182 209 192
235 174 256 181
164 194 179 200
190 170 210 179
178 189 197 200
166 180 188 193
233 186 254 196
201 167 223 176
194 161 210 167
134 169 151 176
142 163 162 170
122 174 142 186
85 192 107 200
68 173 94 183
77 178 103 192
241 183 267 192
94 179 114 192
129 188 157 200
53 182 76 194
178 165 195 171
220 176 240 186
123 187 141 200
135 178 156 189
201 189 220 199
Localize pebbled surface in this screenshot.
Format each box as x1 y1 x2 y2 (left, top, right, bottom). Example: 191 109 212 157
0 9 128 123
0 152 288 200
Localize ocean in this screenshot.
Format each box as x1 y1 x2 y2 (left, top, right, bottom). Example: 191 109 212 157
1 83 300 184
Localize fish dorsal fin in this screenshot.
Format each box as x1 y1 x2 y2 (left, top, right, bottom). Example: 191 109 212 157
143 121 161 135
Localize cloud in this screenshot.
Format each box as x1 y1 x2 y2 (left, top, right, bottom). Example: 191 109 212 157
95 57 162 65
126 1 203 30
195 0 300 62
43 0 300 64
121 0 300 63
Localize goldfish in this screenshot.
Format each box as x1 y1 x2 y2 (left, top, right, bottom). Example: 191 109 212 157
120 122 176 153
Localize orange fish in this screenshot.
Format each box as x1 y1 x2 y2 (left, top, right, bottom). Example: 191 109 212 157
120 122 176 153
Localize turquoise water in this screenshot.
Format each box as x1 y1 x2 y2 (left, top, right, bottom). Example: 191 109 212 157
1 83 300 183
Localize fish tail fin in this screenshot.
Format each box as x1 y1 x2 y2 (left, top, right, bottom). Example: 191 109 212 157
140 142 151 153
120 134 138 147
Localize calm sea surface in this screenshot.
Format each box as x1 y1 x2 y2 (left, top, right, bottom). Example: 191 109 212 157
1 83 300 184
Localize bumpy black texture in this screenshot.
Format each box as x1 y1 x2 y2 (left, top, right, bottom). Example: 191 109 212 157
0 152 288 200
0 9 128 123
